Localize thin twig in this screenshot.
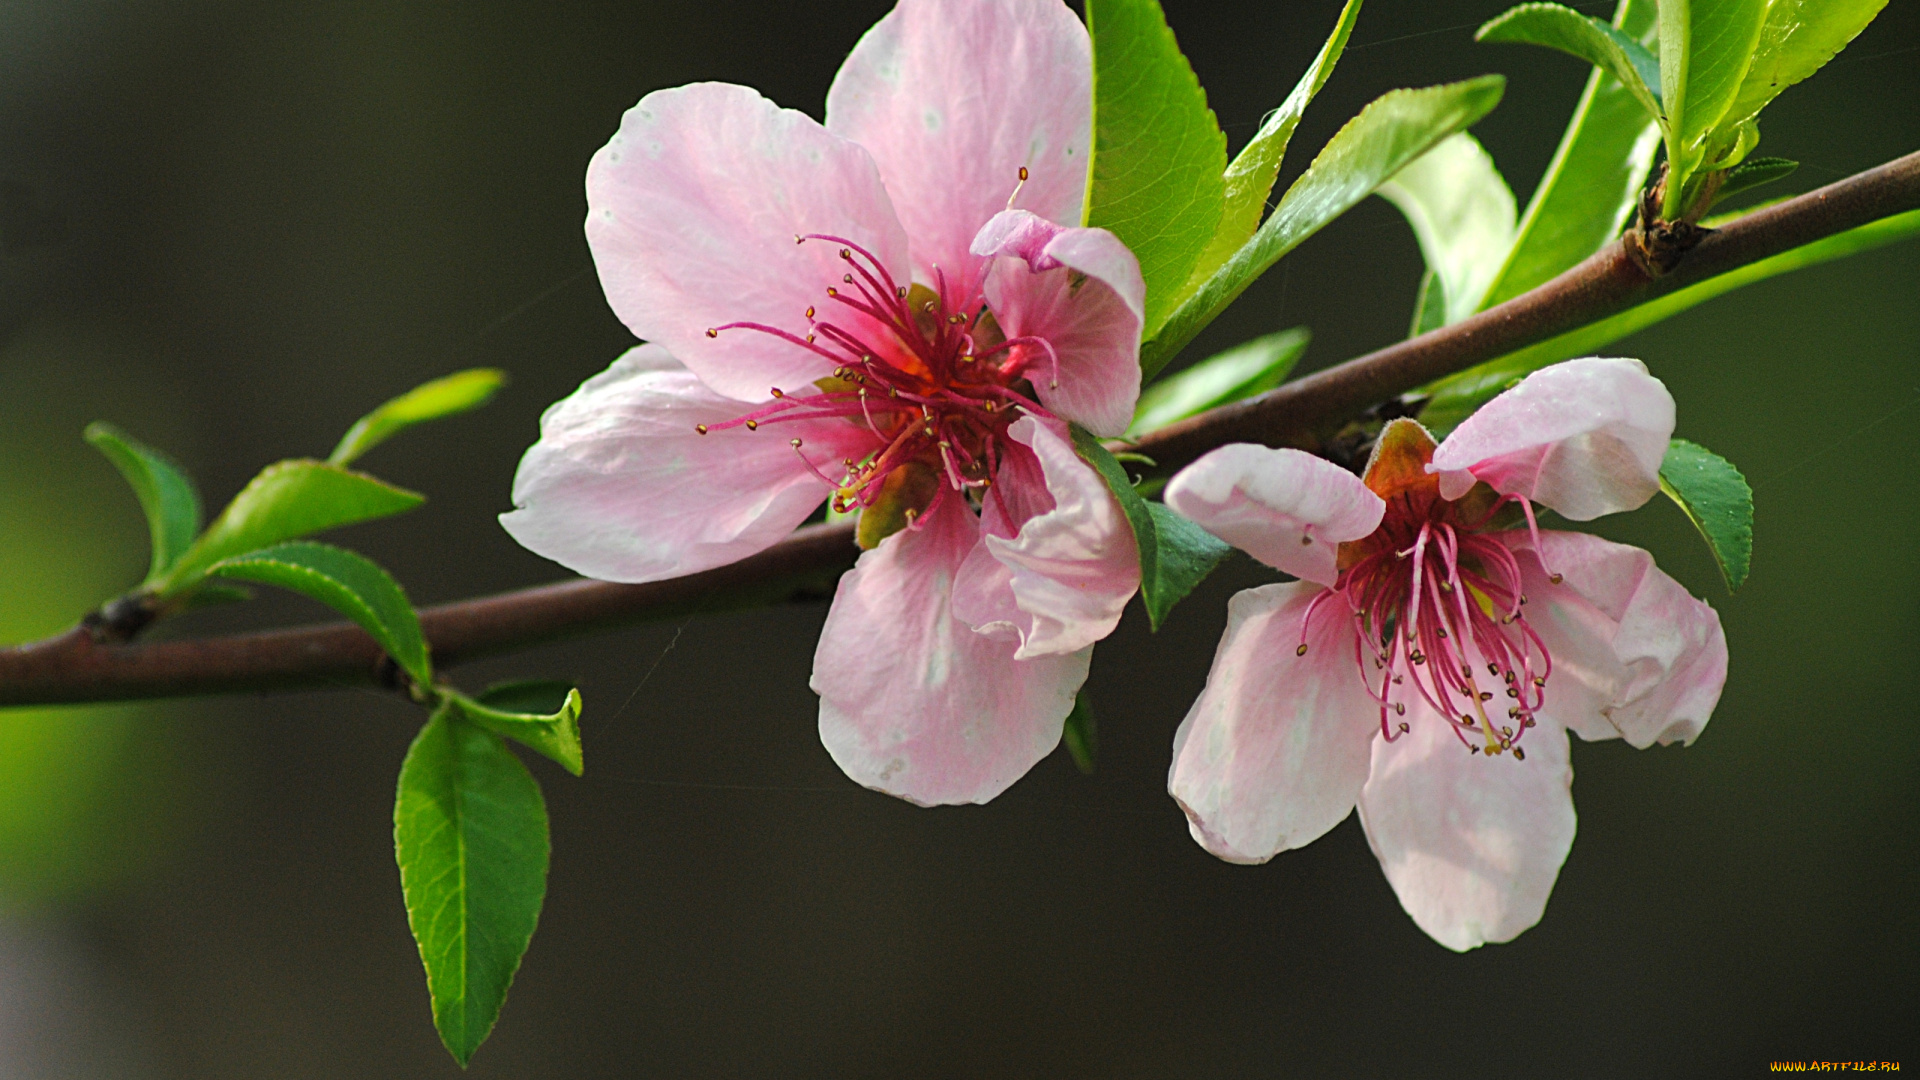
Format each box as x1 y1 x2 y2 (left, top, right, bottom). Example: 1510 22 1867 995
4 150 1918 708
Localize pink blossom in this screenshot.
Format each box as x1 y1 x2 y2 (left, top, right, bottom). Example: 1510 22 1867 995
501 0 1144 806
1163 358 1728 950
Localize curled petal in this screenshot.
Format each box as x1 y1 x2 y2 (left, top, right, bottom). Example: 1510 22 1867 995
1169 582 1378 864
1502 529 1728 748
1358 709 1577 952
826 0 1091 298
500 345 869 583
586 82 910 402
814 495 1089 806
1430 357 1674 520
1164 444 1385 586
974 211 1145 438
952 417 1140 659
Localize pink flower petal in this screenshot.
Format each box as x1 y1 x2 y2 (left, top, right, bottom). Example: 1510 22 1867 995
1357 708 1577 952
500 345 871 583
974 211 1145 437
1429 357 1674 520
813 494 1090 806
952 417 1140 658
1164 444 1386 586
1501 529 1728 748
826 0 1091 299
1168 582 1379 864
586 82 911 403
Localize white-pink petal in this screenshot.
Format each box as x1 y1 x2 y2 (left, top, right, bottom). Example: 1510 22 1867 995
826 0 1092 300
1502 529 1728 748
813 495 1090 806
951 417 1140 659
586 82 911 403
500 346 870 583
1430 357 1674 520
1163 444 1385 586
1357 707 1577 952
1168 582 1379 864
975 211 1145 437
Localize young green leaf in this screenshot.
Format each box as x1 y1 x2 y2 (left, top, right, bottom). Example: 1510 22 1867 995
1417 207 1920 433
329 368 507 467
1128 327 1310 437
155 460 424 594
1714 156 1799 204
449 681 585 778
1659 438 1753 591
1142 76 1507 380
1378 133 1518 327
1071 427 1232 630
83 422 204 580
1476 2 1664 122
396 709 550 1067
1409 270 1450 337
1062 690 1097 775
1722 0 1887 135
208 541 430 688
1186 0 1364 291
1480 0 1662 307
1661 0 1770 214
1083 0 1228 336
1143 501 1234 629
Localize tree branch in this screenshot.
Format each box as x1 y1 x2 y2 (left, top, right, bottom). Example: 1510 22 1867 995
5 149 1918 707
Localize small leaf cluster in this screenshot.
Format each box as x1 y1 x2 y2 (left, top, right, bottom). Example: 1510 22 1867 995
86 369 574 1064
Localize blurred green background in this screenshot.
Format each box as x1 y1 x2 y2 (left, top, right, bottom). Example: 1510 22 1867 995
1 0 1913 1075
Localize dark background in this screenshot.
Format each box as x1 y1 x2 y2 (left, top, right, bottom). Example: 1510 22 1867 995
2 1 1915 1076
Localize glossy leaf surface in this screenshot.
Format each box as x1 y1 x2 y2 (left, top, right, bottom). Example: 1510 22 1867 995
1187 0 1363 290
157 460 424 593
1659 438 1753 590
330 368 506 467
396 710 549 1067
1481 0 1662 307
451 681 586 777
1062 691 1097 774
83 422 203 580
1723 0 1887 129
1477 2 1663 120
1128 327 1309 437
1378 133 1517 325
1084 0 1227 335
208 541 430 688
1142 76 1506 379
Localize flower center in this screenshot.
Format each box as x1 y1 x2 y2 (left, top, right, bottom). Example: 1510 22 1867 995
1304 420 1559 759
696 235 1054 541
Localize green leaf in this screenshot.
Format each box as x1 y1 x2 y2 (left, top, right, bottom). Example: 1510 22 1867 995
329 368 507 467
1417 207 1920 433
396 708 550 1067
1186 0 1364 291
208 541 430 688
1142 76 1506 380
1722 0 1887 132
1476 2 1664 121
1714 155 1798 203
1084 0 1228 336
1661 0 1770 214
155 459 424 594
1143 501 1234 629
1377 133 1518 326
1659 438 1753 590
83 422 203 581
449 681 585 778
1410 270 1450 337
1127 327 1310 437
1070 427 1233 630
1062 691 1097 775
1480 0 1663 307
